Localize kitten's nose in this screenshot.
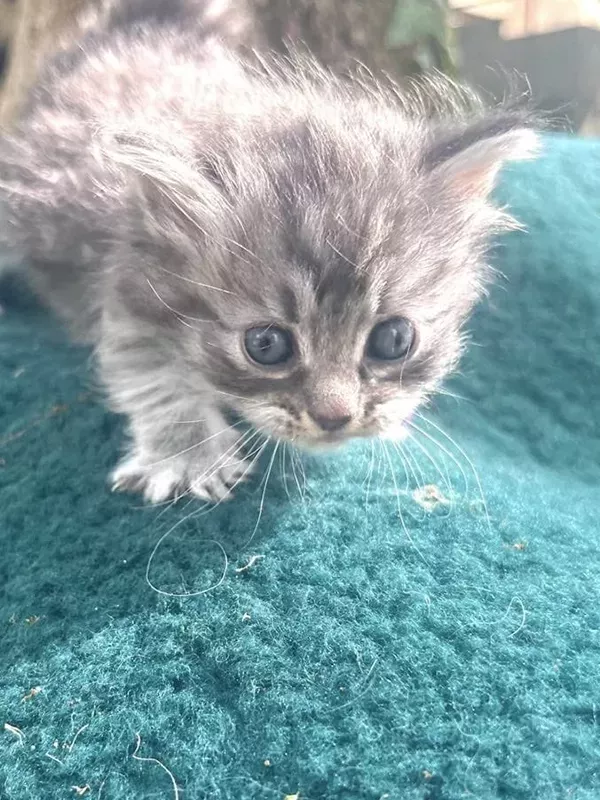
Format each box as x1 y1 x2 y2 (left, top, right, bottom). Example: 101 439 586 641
309 411 352 432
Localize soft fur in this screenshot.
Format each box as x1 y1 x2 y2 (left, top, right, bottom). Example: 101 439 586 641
0 0 538 502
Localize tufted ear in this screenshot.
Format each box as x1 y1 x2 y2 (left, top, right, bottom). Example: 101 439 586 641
424 113 540 201
105 131 229 243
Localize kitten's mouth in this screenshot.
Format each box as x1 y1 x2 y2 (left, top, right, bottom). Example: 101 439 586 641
294 427 372 451
298 436 347 452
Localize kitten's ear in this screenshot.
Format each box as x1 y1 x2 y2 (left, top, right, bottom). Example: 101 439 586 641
424 114 540 201
105 132 226 236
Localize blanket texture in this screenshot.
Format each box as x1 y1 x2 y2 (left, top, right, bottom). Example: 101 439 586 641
1 134 599 800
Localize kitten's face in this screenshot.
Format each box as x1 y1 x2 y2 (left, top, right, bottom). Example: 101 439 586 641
198 211 466 449
116 110 537 448
235 313 422 448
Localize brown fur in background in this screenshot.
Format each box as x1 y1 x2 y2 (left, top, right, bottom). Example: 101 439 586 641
0 0 407 127
0 0 94 125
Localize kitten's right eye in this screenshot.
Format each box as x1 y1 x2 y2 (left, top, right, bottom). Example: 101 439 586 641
244 325 294 366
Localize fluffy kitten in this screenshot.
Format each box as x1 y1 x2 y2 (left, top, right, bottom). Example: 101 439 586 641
0 0 538 503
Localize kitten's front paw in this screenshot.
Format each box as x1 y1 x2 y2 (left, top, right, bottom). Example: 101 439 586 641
111 452 255 504
190 457 255 503
111 458 185 504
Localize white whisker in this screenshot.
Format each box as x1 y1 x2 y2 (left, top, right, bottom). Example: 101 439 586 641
194 435 268 510
145 278 212 322
404 434 454 496
221 235 259 261
156 265 234 295
175 427 263 512
412 413 491 531
145 438 269 598
362 439 376 496
152 427 260 518
436 387 469 403
394 439 423 492
407 419 470 497
325 239 360 269
213 388 269 407
145 523 228 598
144 421 242 469
388 440 424 522
163 188 259 270
289 444 306 503
380 439 430 566
281 442 292 502
241 439 280 549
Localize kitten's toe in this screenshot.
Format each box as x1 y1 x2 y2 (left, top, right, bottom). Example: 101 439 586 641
110 449 256 504
111 458 184 504
111 457 146 494
143 467 186 504
190 458 254 503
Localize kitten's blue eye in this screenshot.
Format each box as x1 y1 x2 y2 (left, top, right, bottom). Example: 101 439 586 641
367 317 415 361
244 325 294 366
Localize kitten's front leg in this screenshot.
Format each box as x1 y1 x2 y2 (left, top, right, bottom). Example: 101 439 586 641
100 340 255 504
111 406 254 504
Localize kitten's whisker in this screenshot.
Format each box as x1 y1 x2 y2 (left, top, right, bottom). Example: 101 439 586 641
145 435 265 598
281 442 292 502
172 417 248 426
362 439 376 488
157 427 260 515
177 317 203 331
156 265 235 295
293 445 308 497
436 387 469 403
145 525 228 598
388 440 425 523
404 434 454 496
212 388 269 408
407 419 469 497
153 431 253 520
176 429 266 519
190 437 268 512
289 444 306 504
379 439 430 567
387 440 411 494
363 439 376 511
164 189 257 270
197 427 261 483
241 439 280 549
403 439 428 490
221 235 259 262
411 414 491 531
144 421 244 469
154 435 262 517
175 427 263 512
145 278 213 322
394 439 423 492
396 438 453 520
325 239 360 269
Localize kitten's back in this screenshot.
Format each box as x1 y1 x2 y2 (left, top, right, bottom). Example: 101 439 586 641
0 0 250 335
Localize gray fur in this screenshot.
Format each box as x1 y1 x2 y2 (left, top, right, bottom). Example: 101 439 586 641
0 0 538 502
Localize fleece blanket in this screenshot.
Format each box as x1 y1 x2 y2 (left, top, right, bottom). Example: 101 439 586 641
1 134 599 800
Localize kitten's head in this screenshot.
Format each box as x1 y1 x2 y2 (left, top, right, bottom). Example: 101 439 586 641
109 77 538 448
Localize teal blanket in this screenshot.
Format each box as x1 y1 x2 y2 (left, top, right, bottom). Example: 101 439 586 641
1 134 599 799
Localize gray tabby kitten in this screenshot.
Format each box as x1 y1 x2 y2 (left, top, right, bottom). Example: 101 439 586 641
0 0 538 503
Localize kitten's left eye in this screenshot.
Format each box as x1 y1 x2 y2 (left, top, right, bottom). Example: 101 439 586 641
244 325 294 366
367 317 415 361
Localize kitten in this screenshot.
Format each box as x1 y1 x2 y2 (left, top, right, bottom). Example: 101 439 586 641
0 0 538 503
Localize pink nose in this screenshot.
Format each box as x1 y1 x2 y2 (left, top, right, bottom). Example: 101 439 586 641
306 381 357 433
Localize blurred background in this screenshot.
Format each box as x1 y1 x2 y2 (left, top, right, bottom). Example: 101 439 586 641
0 0 597 133
450 0 600 134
